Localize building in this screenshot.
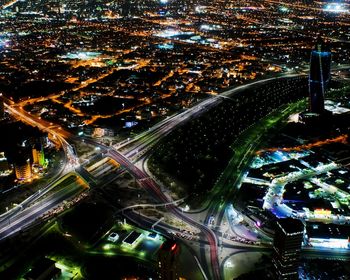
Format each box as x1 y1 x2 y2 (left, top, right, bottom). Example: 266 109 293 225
309 38 331 114
306 222 350 249
92 127 115 138
136 109 152 120
157 240 179 280
15 158 32 181
122 231 143 247
272 218 304 280
32 144 45 167
0 152 11 176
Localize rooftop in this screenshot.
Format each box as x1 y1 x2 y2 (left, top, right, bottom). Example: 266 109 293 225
276 218 304 235
307 222 350 239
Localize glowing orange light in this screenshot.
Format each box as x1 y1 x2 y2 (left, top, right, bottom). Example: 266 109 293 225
257 135 348 154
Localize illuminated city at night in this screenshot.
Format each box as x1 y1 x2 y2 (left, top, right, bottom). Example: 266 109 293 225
0 0 349 279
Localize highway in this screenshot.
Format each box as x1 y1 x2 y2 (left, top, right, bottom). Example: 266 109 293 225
0 0 21 10
4 97 224 278
0 73 306 280
198 100 307 268
100 143 222 279
0 103 76 219
0 174 86 241
116 198 186 213
118 73 305 159
113 73 307 277
2 68 350 278
0 173 76 223
0 102 81 220
117 65 350 159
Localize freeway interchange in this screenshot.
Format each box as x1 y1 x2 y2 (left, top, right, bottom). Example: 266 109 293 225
2 72 350 279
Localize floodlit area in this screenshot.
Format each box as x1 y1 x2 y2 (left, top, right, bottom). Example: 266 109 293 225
324 100 350 115
59 52 102 60
240 129 350 250
323 3 349 13
308 237 349 249
251 150 310 169
244 147 350 224
154 29 222 48
52 259 83 280
96 222 165 260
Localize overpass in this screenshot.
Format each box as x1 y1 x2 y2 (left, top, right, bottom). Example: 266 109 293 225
116 197 186 214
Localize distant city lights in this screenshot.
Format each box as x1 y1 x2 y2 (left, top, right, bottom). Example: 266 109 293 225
195 6 206 13
157 43 174 49
200 24 222 31
309 238 349 249
0 36 10 48
323 3 348 13
155 29 194 38
279 6 289 12
60 51 101 60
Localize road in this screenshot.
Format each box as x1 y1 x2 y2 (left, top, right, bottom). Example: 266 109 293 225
2 100 223 278
115 73 307 277
0 102 81 221
4 102 77 166
117 64 350 160
2 68 350 278
0 173 77 224
118 73 305 159
198 99 308 270
100 143 222 279
1 73 308 280
0 174 85 241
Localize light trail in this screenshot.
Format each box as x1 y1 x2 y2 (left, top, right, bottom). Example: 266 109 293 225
257 134 348 154
0 0 19 10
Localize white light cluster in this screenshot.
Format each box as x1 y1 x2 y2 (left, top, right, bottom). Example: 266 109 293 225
324 3 348 13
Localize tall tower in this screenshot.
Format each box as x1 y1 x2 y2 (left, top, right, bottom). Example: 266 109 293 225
272 218 304 280
309 38 331 114
15 158 32 181
32 144 45 166
157 240 179 280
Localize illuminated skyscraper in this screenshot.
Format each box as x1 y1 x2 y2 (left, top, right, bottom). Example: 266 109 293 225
32 144 45 167
0 152 10 175
157 240 179 280
309 38 331 114
15 158 32 181
272 218 304 280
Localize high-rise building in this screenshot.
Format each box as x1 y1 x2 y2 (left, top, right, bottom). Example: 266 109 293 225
309 38 331 114
15 158 32 181
32 144 45 167
157 240 179 280
0 152 10 176
272 218 304 280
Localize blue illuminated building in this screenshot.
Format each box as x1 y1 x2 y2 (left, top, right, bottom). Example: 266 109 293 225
309 39 331 114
